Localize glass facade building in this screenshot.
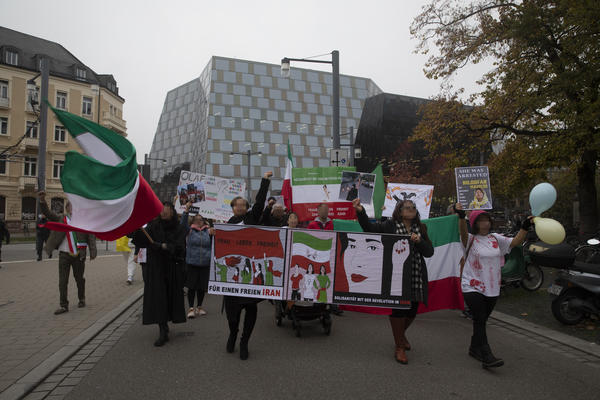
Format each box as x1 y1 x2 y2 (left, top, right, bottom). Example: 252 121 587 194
148 56 382 198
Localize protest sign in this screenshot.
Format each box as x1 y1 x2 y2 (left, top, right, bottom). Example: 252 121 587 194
209 224 287 300
291 166 356 222
383 183 434 219
285 230 336 303
455 166 493 210
175 171 246 221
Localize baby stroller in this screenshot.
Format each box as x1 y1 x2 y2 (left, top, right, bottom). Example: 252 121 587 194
275 300 332 337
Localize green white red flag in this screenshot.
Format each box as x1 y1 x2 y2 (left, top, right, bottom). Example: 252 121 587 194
44 106 162 240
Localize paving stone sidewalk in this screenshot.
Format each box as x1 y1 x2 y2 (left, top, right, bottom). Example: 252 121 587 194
0 253 142 395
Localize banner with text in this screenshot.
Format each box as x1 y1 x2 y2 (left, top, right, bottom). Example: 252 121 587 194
209 224 288 300
175 171 246 221
291 166 356 222
455 166 493 210
383 183 434 219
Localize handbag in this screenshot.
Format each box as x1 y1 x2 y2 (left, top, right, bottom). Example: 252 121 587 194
459 236 475 276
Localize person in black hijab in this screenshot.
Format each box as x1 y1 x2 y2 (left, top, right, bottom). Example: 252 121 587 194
133 201 187 346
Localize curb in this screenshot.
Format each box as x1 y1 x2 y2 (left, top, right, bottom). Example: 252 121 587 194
491 310 600 358
0 288 143 400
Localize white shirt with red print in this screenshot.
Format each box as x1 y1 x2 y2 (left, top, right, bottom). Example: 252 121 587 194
461 233 512 297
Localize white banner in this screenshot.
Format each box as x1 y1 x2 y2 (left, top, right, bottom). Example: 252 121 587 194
174 170 246 221
383 183 434 219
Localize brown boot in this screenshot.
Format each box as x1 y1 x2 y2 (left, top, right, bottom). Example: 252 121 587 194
389 317 408 364
402 317 415 351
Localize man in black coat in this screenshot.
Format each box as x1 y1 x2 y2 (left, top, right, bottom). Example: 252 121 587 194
36 214 50 261
225 171 272 360
0 217 9 265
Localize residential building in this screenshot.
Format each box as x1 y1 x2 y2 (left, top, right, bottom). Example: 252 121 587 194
0 26 126 231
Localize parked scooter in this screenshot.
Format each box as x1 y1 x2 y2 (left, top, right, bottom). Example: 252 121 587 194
532 239 600 325
501 240 544 291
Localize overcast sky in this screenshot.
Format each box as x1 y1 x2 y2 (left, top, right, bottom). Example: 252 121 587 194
1 0 487 163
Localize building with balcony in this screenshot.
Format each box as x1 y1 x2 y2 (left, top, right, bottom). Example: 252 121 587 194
0 26 127 231
147 56 382 201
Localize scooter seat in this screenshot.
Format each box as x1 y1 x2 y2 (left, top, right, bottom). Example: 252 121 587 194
571 261 600 275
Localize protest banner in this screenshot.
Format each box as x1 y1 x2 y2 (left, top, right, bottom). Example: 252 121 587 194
455 166 493 210
175 170 246 221
285 230 336 303
209 224 287 300
383 183 434 219
291 166 356 222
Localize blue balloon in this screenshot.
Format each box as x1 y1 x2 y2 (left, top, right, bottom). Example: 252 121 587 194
529 183 557 216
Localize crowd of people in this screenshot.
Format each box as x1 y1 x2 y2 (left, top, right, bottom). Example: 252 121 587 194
26 174 534 368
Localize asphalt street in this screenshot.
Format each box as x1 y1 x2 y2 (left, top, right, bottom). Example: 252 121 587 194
65 295 600 400
0 241 116 263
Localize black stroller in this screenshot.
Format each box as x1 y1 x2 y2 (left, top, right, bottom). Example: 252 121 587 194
275 300 332 337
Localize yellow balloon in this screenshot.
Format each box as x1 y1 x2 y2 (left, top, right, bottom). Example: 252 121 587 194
533 217 566 245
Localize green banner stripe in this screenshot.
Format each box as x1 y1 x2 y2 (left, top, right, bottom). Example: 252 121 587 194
49 106 138 200
292 166 355 185
292 231 333 251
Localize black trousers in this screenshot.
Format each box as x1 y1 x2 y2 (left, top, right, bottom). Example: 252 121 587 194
224 299 258 343
390 301 419 318
463 292 497 347
58 251 85 308
36 236 46 258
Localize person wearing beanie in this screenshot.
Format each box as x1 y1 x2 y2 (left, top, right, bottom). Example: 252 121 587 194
454 204 532 368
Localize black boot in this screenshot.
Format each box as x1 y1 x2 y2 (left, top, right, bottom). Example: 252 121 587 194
239 338 249 360
154 323 168 347
468 336 484 362
480 344 504 368
226 329 237 353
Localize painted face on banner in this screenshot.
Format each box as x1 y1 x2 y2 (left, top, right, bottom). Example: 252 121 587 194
343 233 383 294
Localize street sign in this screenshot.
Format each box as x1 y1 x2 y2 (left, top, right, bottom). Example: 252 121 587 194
330 148 349 167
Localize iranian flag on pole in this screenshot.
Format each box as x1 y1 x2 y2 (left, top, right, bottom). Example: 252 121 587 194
291 231 333 273
281 141 293 211
44 106 162 241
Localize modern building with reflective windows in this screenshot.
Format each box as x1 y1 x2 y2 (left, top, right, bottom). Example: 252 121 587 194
147 56 382 200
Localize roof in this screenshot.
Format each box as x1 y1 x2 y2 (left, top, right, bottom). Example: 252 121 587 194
0 26 122 100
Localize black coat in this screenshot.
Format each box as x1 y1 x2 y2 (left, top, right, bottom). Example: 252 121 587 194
134 217 187 325
0 219 9 244
356 208 434 303
225 177 271 306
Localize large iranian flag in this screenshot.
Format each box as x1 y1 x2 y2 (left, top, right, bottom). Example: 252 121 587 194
336 214 464 314
44 106 162 240
291 166 356 222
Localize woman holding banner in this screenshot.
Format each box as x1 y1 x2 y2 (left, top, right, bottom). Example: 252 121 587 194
352 198 434 364
224 171 272 360
455 206 532 368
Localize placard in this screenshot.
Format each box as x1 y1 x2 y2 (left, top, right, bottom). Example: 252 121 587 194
455 166 492 210
383 183 434 219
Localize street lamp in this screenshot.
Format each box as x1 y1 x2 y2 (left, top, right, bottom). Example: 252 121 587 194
143 153 167 182
281 50 340 149
91 84 100 124
230 150 262 201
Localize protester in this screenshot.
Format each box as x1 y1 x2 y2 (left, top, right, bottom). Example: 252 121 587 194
307 203 341 315
134 202 187 347
224 171 272 360
36 214 50 261
455 205 532 368
286 212 299 229
116 236 136 285
353 197 434 364
38 191 97 315
307 203 333 230
0 216 10 266
181 201 214 319
262 200 288 227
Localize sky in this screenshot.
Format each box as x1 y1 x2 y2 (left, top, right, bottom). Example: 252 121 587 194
0 0 488 163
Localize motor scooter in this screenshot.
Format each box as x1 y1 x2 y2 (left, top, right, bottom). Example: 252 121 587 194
501 241 544 291
531 239 600 325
